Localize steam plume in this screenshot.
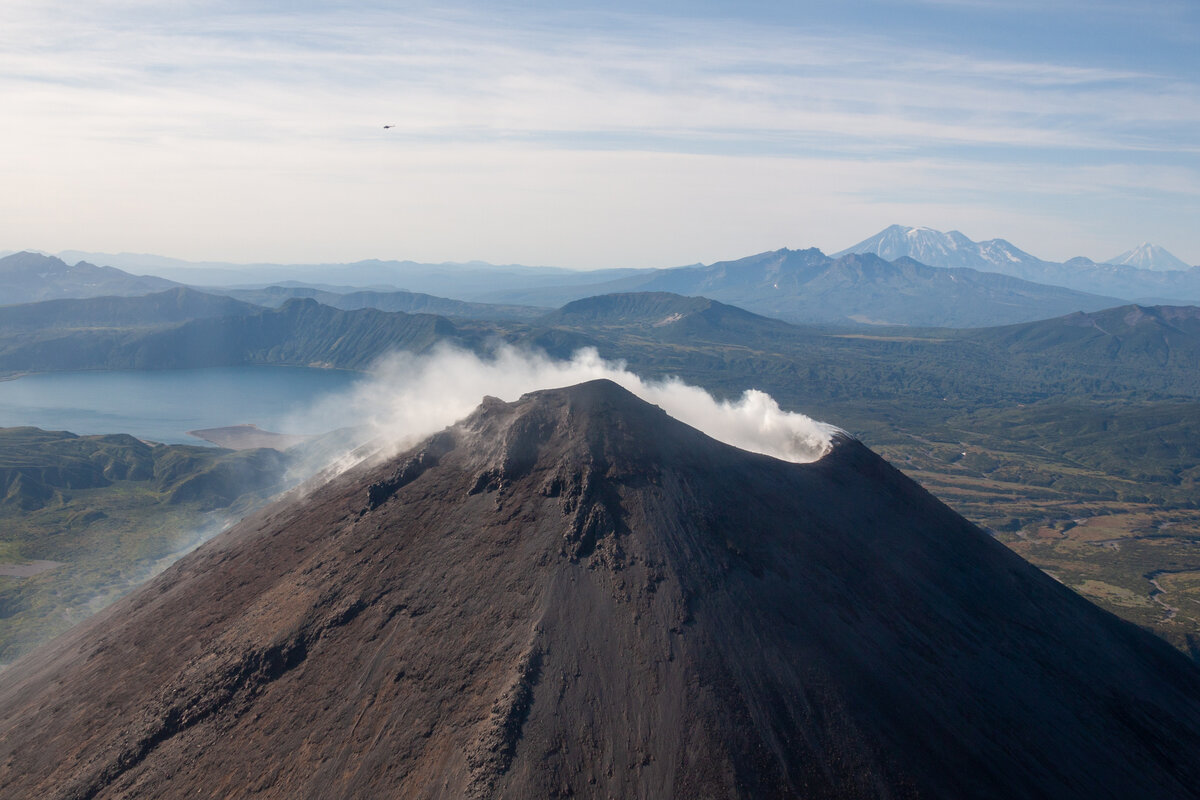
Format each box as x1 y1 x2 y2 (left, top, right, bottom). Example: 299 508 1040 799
291 345 836 471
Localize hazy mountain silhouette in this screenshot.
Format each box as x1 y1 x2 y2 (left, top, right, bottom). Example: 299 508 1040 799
214 284 546 321
835 224 1044 270
0 252 179 305
486 249 1123 327
0 298 480 375
2 380 1198 798
840 226 1200 303
53 250 641 297
1105 243 1191 272
0 287 261 332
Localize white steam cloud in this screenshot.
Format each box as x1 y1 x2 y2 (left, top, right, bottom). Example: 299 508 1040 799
291 345 836 472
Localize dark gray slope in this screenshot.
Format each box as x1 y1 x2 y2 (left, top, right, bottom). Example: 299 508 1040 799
1 380 1198 799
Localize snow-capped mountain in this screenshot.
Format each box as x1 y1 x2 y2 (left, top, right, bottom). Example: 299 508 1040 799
1104 243 1190 272
833 225 1200 303
835 225 1045 270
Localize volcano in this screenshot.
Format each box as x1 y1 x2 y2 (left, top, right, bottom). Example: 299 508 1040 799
2 380 1199 799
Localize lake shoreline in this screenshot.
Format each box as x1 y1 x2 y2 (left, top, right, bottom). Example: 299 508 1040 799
0 365 366 444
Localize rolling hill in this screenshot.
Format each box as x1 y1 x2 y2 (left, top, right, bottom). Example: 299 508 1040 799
971 304 1200 374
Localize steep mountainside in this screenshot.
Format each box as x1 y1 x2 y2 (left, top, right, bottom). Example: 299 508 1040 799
0 252 180 305
2 381 1198 798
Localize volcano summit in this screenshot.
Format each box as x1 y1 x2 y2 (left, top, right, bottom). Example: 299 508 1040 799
2 380 1199 798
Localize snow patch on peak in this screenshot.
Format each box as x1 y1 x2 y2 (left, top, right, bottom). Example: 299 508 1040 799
1104 243 1189 272
835 226 1043 271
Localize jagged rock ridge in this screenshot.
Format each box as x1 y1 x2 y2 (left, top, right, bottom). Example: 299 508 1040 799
1 380 1199 798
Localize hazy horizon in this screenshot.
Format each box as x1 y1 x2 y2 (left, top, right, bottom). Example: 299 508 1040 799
4 1 1198 268
5 220 1197 274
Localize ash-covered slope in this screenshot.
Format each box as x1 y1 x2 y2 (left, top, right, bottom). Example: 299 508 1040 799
2 381 1199 799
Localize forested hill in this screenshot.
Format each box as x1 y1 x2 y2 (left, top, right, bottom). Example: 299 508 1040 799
972 304 1200 367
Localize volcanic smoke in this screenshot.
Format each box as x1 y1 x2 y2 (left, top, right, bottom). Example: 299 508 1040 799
291 345 836 470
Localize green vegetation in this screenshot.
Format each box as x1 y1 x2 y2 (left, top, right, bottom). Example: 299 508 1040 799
3 291 1200 661
0 428 290 666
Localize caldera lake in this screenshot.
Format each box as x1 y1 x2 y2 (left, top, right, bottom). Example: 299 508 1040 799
0 366 366 445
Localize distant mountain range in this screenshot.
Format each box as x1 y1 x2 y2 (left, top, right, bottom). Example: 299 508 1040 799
51 249 641 296
8 232 1200 330
213 285 545 321
838 225 1200 302
835 225 1044 270
838 225 1194 273
0 252 179 305
483 248 1125 327
3 250 1122 328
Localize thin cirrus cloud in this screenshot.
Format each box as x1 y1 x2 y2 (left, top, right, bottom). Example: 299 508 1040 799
2 0 1198 265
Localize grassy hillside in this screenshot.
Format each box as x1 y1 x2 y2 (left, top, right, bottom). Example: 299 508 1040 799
0 428 291 666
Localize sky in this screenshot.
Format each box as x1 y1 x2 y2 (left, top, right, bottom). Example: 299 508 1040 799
3 0 1198 268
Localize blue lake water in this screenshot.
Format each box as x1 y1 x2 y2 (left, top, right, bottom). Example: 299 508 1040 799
0 367 365 444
